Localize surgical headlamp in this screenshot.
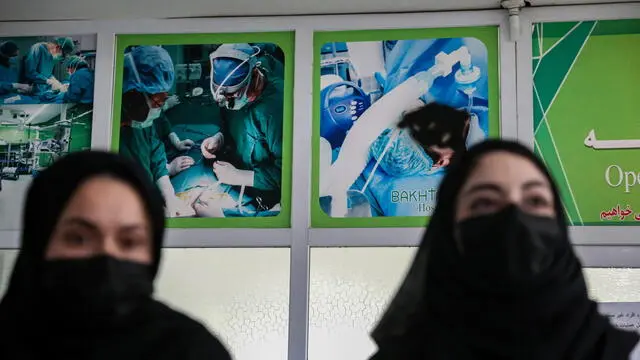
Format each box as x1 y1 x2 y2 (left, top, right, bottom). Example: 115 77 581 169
209 46 261 107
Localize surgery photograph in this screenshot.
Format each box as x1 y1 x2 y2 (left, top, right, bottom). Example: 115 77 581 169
318 38 491 218
0 35 96 105
116 43 285 219
0 103 93 229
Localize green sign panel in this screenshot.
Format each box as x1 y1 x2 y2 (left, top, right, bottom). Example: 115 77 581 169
533 19 640 225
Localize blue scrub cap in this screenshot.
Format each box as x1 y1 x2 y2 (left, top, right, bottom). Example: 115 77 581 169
54 37 75 55
123 46 175 95
211 43 256 87
64 55 88 70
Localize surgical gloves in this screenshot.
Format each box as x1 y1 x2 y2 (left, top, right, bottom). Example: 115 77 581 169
213 161 254 187
12 83 33 93
167 156 194 176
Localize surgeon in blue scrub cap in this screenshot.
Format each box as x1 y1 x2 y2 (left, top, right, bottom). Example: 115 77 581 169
119 46 192 218
197 43 284 217
209 43 260 111
59 55 94 104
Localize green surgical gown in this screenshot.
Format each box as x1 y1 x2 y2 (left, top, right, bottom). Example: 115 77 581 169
153 113 173 147
221 54 284 193
24 43 56 84
119 124 169 184
0 62 18 95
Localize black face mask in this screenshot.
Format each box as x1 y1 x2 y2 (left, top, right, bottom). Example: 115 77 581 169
40 256 153 329
455 205 564 293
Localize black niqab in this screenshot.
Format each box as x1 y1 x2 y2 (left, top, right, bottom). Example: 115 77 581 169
371 140 639 360
0 151 231 360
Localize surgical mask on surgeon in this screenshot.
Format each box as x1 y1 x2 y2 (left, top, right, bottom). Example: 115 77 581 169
125 52 164 129
455 205 562 291
213 71 252 110
220 86 251 110
40 255 153 327
131 105 161 129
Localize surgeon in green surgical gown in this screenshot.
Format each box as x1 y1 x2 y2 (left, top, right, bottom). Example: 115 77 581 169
119 45 193 218
198 43 284 216
23 37 75 96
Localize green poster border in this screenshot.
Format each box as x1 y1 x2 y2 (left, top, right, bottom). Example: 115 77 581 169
311 26 501 228
112 32 295 228
540 19 640 38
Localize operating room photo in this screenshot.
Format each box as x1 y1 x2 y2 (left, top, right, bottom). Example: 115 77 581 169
0 35 97 105
0 104 93 229
116 42 285 219
0 35 96 230
318 38 491 218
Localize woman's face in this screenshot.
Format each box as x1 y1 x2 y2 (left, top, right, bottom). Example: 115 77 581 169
46 176 153 264
455 151 556 222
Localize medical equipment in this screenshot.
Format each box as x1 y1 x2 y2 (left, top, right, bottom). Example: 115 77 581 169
328 128 402 218
346 41 386 102
453 48 482 112
191 87 204 97
323 46 474 217
175 63 203 83
465 113 485 148
0 143 25 180
455 55 481 93
320 42 354 82
320 78 371 149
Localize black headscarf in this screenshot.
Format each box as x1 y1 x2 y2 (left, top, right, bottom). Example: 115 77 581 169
0 151 231 360
371 140 639 360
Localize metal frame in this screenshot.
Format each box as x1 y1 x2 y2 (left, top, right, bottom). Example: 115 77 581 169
514 3 640 266
2 5 635 359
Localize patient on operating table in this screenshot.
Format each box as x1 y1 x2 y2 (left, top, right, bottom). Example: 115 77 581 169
176 183 237 218
398 102 470 170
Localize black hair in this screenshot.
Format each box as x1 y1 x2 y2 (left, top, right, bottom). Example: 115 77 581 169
398 102 470 164
0 41 19 58
0 41 19 67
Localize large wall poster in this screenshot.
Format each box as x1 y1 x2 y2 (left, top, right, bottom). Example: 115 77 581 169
312 27 500 228
0 35 96 230
112 33 294 228
533 19 640 226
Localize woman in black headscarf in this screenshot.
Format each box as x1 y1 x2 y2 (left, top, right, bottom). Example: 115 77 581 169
0 151 232 360
370 135 640 359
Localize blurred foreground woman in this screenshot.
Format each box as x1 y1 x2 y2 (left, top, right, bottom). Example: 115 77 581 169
370 137 640 359
0 151 231 360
